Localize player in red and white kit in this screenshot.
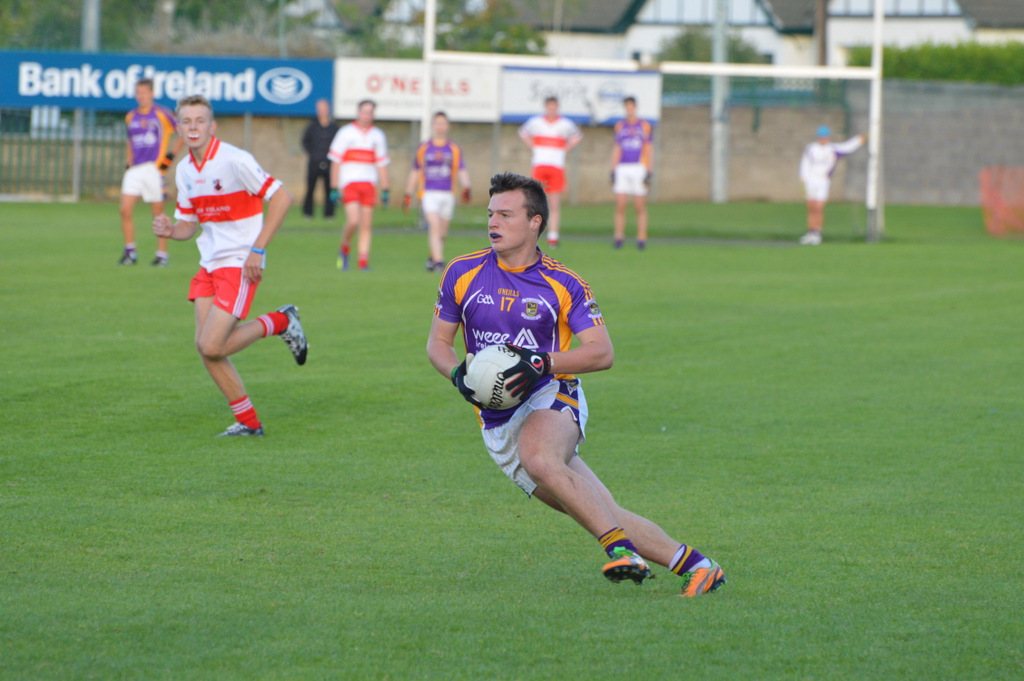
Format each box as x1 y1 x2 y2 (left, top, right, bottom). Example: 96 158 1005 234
153 95 308 437
518 96 582 247
328 99 390 270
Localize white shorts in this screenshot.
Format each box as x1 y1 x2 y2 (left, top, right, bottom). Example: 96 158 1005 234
421 190 456 220
481 378 588 496
804 178 831 202
121 162 166 202
613 163 648 197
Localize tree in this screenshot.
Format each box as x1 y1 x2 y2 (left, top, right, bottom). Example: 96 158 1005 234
656 25 767 64
429 0 545 54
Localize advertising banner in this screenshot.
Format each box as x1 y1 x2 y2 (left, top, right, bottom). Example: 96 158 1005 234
500 67 662 126
334 58 500 123
0 50 334 116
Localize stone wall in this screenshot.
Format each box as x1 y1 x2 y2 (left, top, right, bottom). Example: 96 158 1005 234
190 80 1024 208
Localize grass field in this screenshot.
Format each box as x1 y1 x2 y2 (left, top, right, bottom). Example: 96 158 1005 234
2 199 1022 680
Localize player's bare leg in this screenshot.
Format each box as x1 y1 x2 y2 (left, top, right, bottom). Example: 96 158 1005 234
149 200 169 265
801 200 825 245
338 201 361 269
118 194 140 263
547 191 562 246
194 299 265 402
357 205 374 269
806 199 826 231
535 456 682 568
519 409 620 536
426 211 448 265
613 193 628 246
525 409 724 594
634 195 648 247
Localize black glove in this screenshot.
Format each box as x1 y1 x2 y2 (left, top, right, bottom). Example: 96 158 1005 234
380 189 390 209
644 171 652 186
157 152 175 171
610 170 616 185
451 357 482 407
503 344 551 398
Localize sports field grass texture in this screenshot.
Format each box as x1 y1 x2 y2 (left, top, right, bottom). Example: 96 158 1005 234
1 200 1021 680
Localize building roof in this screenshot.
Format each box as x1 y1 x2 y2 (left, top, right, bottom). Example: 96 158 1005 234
755 0 1024 33
957 0 1023 29
511 0 648 34
754 0 815 33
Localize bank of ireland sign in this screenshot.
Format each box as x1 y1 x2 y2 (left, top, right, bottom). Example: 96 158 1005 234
1 50 332 116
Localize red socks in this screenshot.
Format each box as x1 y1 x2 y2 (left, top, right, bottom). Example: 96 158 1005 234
229 396 261 430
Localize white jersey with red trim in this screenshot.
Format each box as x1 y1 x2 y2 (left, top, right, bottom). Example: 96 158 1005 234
174 137 282 271
518 115 582 169
327 122 390 188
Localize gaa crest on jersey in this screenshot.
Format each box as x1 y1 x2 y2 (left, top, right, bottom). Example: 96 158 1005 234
213 179 223 192
587 299 602 320
521 298 542 320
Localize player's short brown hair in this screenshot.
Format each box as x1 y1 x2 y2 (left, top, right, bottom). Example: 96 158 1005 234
489 172 549 235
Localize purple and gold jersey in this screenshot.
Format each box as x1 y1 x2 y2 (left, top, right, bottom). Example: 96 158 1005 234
125 104 177 166
435 248 605 427
413 140 465 193
613 118 653 166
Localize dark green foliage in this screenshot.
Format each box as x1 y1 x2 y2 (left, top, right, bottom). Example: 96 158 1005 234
656 25 769 64
848 41 1024 85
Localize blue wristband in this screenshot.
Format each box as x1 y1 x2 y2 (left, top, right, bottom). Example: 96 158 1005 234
250 247 266 255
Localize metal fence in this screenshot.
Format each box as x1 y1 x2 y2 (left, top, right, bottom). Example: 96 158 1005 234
0 107 125 199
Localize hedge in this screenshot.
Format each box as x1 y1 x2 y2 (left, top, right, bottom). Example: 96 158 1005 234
847 41 1024 86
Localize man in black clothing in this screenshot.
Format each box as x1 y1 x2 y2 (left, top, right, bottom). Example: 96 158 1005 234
301 99 340 219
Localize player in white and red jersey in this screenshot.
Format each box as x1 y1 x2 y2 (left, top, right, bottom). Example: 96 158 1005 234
119 78 183 266
426 171 725 597
610 96 654 250
153 95 308 438
518 96 582 247
328 99 390 270
798 125 866 245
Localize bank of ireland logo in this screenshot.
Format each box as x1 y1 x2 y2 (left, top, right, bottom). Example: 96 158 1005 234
257 67 313 105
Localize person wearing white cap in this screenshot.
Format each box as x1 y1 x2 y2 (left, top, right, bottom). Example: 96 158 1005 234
798 125 866 245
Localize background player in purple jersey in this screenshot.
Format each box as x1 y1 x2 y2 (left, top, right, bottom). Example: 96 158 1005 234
426 171 725 597
119 78 182 266
610 96 653 250
402 111 472 272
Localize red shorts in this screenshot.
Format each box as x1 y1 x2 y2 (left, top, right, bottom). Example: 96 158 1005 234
343 182 377 207
532 165 566 194
188 267 259 319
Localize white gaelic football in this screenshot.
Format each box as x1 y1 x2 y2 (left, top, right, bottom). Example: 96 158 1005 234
465 344 523 410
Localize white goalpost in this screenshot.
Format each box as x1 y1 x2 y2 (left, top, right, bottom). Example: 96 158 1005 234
423 0 886 241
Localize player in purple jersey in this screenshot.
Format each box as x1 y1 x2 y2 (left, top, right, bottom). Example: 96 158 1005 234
403 112 472 272
119 78 183 266
426 172 725 597
610 96 653 250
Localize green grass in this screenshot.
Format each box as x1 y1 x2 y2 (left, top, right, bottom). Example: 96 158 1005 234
1 200 1021 680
